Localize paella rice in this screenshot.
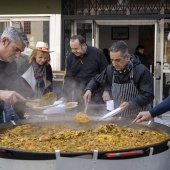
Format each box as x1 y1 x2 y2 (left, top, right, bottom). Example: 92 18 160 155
0 123 169 153
36 92 57 107
74 112 91 124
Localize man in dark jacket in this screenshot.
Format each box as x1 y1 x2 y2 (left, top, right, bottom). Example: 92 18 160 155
134 45 150 69
84 41 154 118
0 26 29 122
61 35 109 104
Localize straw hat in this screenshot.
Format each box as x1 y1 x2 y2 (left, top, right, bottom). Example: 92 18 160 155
30 41 54 53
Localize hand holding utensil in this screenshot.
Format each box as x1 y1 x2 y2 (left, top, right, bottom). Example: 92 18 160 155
124 119 151 128
100 107 121 120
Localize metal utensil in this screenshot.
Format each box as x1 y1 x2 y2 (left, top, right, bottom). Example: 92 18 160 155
123 119 151 128
84 102 89 113
26 97 39 103
18 97 38 103
147 120 151 125
123 122 133 128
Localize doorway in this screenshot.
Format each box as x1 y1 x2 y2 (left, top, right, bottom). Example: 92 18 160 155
63 19 164 106
0 14 62 71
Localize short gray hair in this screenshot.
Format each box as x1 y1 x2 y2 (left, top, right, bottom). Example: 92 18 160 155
109 41 129 57
1 26 29 47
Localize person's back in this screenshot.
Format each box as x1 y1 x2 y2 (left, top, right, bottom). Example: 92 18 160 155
103 48 111 64
134 45 149 69
62 35 109 104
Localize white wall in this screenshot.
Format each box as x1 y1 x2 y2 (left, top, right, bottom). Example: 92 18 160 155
99 25 139 54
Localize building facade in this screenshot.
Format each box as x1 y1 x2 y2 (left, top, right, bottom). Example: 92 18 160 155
0 0 170 105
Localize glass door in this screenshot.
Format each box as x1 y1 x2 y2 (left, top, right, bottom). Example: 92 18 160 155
0 15 62 71
63 20 93 69
92 20 99 48
153 19 164 106
162 20 170 100
0 21 10 35
0 16 50 57
10 18 50 56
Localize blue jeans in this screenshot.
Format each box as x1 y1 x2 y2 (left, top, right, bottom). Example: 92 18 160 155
2 103 20 123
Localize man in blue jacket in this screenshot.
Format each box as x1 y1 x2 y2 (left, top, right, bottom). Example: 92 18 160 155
133 96 170 122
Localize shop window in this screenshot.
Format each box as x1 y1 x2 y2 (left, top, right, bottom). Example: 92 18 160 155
24 21 31 34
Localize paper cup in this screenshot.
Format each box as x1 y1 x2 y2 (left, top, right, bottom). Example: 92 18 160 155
106 100 114 111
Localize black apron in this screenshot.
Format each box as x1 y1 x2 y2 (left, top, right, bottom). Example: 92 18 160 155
111 68 151 118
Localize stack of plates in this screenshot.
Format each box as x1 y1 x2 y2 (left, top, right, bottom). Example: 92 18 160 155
43 101 65 114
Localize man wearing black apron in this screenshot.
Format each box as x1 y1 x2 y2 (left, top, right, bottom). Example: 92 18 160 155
84 41 154 118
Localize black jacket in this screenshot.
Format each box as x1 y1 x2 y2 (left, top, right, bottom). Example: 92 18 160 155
85 55 154 108
62 46 109 103
0 60 23 118
134 52 150 69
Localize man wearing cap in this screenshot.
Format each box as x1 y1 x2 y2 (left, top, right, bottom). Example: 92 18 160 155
0 26 29 122
18 41 53 99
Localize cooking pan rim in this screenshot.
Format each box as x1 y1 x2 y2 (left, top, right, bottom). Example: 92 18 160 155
0 137 169 155
0 117 170 160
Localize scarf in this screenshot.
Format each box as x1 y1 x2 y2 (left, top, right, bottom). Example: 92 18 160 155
32 61 46 98
33 63 45 79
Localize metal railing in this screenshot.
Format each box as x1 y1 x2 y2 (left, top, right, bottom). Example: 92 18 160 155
62 0 170 16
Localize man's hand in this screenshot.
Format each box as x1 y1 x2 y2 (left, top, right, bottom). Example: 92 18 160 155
133 111 152 123
0 90 25 104
83 90 92 103
102 91 111 102
26 102 36 108
119 102 129 113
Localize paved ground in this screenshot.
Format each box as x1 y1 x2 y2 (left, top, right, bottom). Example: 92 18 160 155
158 113 170 170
